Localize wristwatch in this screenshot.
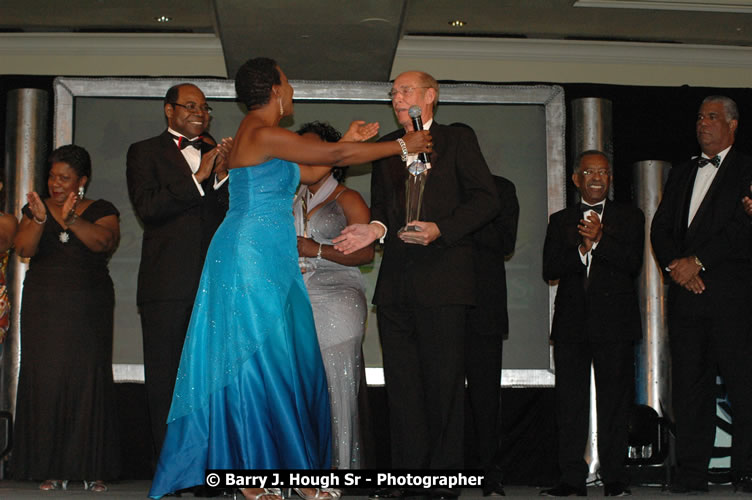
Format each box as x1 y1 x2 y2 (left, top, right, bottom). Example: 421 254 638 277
693 255 705 271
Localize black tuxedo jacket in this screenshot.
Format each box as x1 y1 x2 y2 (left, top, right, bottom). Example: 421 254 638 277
126 130 228 305
543 200 644 343
370 122 499 307
651 147 752 303
468 175 519 338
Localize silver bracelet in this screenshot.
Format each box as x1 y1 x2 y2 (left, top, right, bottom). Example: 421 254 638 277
316 243 323 260
396 138 408 162
32 213 47 225
64 210 78 226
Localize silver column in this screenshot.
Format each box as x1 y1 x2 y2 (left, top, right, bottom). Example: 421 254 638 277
571 98 613 167
2 89 49 417
632 160 672 418
571 97 613 480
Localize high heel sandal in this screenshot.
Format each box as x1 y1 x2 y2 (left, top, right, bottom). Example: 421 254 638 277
39 480 68 491
237 487 283 500
84 480 108 492
292 488 339 500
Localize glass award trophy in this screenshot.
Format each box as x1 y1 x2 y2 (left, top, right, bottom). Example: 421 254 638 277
399 158 430 234
399 105 432 234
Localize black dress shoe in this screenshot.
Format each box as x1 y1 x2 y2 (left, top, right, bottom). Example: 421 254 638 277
735 474 752 493
482 479 505 496
540 483 587 496
370 488 404 499
603 483 631 497
191 486 223 497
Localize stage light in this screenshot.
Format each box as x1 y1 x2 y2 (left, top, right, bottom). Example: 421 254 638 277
626 404 671 465
154 16 172 23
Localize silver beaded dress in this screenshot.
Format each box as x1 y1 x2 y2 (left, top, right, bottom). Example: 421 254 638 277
297 192 366 469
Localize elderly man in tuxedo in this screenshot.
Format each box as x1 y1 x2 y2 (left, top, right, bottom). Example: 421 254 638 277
542 150 644 497
126 83 232 461
651 95 752 494
334 71 498 499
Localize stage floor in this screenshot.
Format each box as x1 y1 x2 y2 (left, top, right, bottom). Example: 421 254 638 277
0 481 745 498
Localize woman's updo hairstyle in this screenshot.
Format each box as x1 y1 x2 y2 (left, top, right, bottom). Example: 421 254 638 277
235 57 281 111
296 121 348 182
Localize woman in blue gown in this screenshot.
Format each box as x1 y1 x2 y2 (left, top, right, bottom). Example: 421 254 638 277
148 57 432 500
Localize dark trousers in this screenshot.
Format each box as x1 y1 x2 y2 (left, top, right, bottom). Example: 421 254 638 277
378 303 466 470
669 289 752 487
140 300 194 463
465 327 503 476
553 340 634 487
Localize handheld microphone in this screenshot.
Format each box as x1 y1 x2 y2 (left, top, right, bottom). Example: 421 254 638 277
408 106 430 164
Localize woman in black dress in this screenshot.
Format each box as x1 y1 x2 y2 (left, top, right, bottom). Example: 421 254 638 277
12 144 121 492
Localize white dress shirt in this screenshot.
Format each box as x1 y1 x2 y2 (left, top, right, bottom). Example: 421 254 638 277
687 145 730 226
579 201 606 277
168 127 228 196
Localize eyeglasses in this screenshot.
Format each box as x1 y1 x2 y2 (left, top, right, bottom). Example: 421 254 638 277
388 86 430 99
170 102 213 114
581 169 610 177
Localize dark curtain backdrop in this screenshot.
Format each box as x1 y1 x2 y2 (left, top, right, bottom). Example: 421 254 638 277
564 83 752 206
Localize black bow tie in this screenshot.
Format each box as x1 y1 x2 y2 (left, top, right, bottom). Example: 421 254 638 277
580 202 603 214
173 135 203 150
697 155 721 168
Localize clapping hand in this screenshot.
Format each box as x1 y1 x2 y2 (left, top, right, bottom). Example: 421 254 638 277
26 192 46 223
214 137 234 180
577 212 602 252
342 121 380 143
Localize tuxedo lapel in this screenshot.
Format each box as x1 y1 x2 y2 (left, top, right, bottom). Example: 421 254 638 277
674 161 699 242
685 150 734 242
599 200 615 231
588 201 616 281
564 205 583 248
160 130 199 180
428 121 441 166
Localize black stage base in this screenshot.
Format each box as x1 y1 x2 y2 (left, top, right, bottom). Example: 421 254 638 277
0 383 703 490
115 385 560 484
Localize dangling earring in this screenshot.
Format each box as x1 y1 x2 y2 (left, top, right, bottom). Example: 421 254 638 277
278 96 284 118
78 186 85 199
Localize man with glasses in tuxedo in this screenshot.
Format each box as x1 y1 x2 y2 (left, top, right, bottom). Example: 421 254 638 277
126 83 232 467
542 150 643 497
334 71 498 499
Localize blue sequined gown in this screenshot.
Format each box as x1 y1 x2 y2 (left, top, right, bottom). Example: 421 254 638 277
149 160 331 498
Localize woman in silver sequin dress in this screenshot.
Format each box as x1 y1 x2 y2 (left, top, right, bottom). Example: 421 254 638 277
294 122 374 469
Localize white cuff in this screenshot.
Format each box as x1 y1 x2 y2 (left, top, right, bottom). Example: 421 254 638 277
370 220 387 244
214 174 228 190
579 246 590 265
192 174 206 197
